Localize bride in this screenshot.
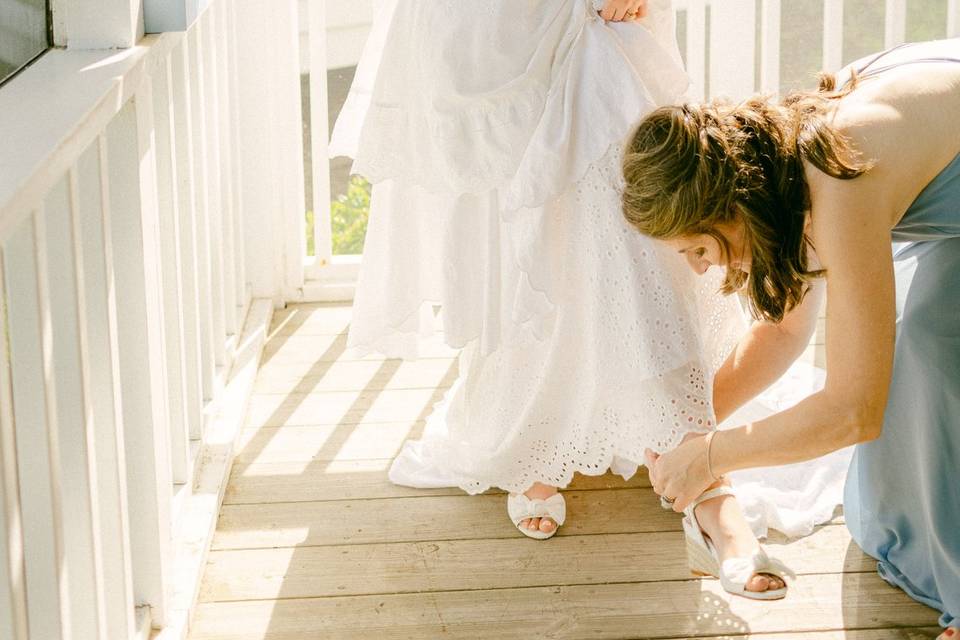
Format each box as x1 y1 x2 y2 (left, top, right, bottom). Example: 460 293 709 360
331 0 848 599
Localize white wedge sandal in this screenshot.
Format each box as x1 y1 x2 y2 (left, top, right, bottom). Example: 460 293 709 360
507 493 566 540
683 486 795 600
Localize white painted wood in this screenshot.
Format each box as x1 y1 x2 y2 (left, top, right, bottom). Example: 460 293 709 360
0 250 29 640
949 0 960 37
759 0 781 93
151 299 274 640
226 2 249 326
296 0 374 72
236 1 285 306
170 37 206 444
78 137 138 640
105 94 174 628
214 3 239 339
308 0 334 275
709 0 757 99
200 9 229 369
44 174 108 640
50 0 69 47
685 0 707 101
64 0 145 49
188 24 221 404
151 51 193 486
0 2 306 637
823 0 844 72
3 217 67 640
884 0 907 48
276 0 308 302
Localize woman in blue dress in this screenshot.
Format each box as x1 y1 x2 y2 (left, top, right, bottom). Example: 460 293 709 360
628 39 960 636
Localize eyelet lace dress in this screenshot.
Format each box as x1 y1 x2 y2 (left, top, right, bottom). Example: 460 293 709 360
331 0 851 538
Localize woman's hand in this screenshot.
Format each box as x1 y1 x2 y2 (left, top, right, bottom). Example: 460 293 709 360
599 0 648 21
644 434 716 513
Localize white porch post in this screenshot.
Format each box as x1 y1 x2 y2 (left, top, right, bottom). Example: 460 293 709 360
235 0 305 306
709 0 757 99
62 0 145 49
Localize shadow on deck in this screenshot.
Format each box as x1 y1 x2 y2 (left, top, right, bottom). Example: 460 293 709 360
188 303 939 639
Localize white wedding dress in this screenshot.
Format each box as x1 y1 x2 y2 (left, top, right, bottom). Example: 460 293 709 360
332 0 851 538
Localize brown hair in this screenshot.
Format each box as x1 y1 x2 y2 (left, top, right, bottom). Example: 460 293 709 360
622 73 872 322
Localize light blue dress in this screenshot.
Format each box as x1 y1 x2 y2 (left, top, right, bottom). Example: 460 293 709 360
842 41 960 629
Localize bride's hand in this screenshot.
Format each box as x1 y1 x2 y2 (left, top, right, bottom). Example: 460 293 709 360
598 0 648 21
644 435 715 512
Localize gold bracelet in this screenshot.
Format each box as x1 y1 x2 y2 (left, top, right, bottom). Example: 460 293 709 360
705 430 719 482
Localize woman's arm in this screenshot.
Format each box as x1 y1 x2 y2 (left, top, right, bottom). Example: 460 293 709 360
649 168 897 511
713 279 823 423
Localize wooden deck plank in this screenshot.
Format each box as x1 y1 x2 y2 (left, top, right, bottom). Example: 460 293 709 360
234 421 427 464
269 303 355 336
198 526 872 602
211 488 840 551
244 387 453 428
189 574 939 640
261 332 458 366
189 303 938 640
211 488 678 549
225 464 653 504
252 357 459 394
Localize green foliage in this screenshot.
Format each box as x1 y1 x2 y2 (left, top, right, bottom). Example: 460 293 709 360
304 175 372 257
305 208 316 256
331 175 371 255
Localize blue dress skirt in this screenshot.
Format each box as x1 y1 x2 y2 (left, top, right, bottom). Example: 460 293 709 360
844 148 960 628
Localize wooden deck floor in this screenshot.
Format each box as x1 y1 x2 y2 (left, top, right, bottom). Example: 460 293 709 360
189 303 940 640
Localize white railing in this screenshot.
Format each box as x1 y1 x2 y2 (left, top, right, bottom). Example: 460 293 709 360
0 0 306 638
299 0 960 305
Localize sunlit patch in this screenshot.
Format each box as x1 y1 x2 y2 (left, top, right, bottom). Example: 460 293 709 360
239 461 313 476
322 459 392 474
80 47 142 72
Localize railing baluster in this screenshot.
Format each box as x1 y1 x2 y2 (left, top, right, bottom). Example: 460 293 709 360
227 1 249 321
709 0 757 98
885 0 907 47
685 0 707 100
79 136 137 640
171 38 205 444
188 24 220 410
309 0 333 269
823 0 844 71
215 3 239 342
0 249 29 640
3 215 67 640
44 173 108 640
152 49 193 487
201 10 229 372
105 92 174 628
759 0 782 93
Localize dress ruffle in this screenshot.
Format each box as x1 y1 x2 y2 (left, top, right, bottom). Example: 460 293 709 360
331 0 687 211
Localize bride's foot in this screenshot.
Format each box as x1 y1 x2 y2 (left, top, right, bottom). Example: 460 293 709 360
936 627 957 640
518 483 559 535
693 484 786 594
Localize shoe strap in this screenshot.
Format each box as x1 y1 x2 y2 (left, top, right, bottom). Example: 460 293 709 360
507 493 566 527
688 485 736 510
721 550 797 588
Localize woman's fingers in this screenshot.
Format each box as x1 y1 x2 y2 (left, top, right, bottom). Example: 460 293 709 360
600 0 642 21
644 448 661 490
633 0 648 19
